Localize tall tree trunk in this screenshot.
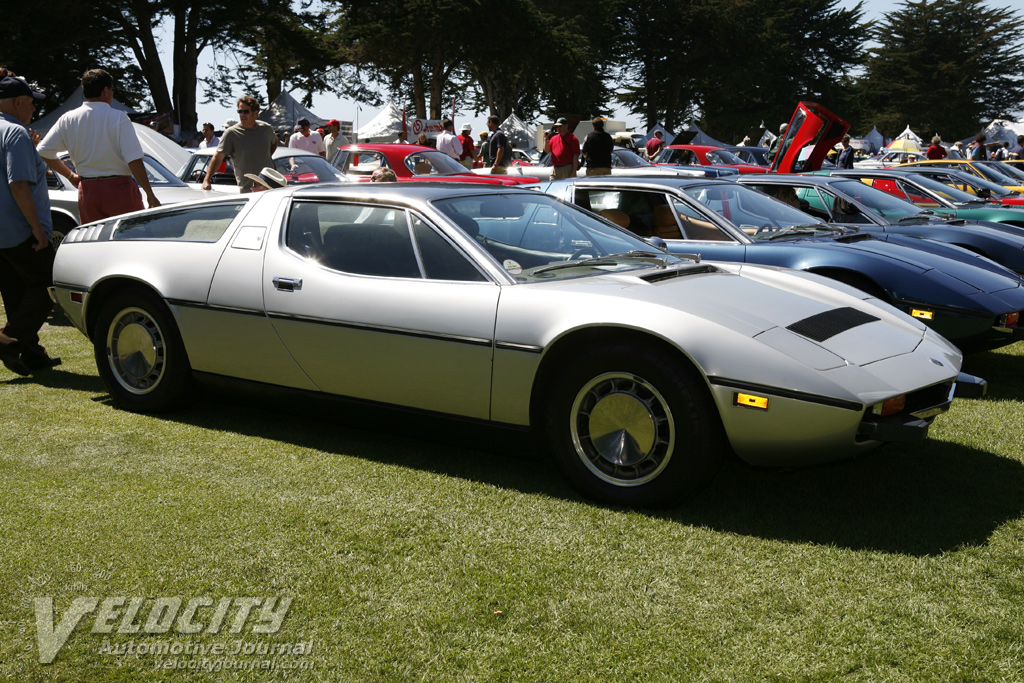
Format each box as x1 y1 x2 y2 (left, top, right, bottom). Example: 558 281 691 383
121 0 173 113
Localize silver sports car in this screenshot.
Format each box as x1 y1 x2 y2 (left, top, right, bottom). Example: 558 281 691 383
51 184 982 507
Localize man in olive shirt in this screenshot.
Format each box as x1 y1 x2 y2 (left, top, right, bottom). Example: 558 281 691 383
202 96 278 193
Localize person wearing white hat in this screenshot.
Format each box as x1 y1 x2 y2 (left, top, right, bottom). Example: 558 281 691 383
457 123 475 170
243 167 287 191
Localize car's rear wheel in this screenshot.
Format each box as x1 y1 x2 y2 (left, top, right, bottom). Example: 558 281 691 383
545 343 725 508
93 287 195 412
50 214 77 250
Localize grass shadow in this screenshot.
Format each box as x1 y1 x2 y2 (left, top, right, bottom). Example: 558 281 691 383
146 377 1023 558
4 368 106 393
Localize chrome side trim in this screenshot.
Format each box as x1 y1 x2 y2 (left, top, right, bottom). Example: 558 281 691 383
166 299 267 318
494 341 544 354
265 312 494 348
709 377 864 411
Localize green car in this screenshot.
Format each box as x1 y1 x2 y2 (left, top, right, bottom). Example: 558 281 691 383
821 169 1024 228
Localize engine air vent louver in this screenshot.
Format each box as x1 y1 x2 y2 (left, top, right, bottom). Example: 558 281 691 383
787 306 880 342
641 265 721 283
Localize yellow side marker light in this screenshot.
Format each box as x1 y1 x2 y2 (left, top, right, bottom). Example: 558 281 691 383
734 393 769 410
911 309 934 320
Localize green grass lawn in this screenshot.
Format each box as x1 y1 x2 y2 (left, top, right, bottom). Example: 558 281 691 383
1 311 1022 682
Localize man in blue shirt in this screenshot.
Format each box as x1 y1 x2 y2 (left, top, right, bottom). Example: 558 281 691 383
0 75 60 375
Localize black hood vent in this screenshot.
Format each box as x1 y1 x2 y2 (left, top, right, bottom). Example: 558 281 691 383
787 306 880 342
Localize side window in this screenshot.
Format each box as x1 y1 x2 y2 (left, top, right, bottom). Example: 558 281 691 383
343 151 385 176
411 215 486 282
670 199 731 240
113 202 244 241
287 201 419 278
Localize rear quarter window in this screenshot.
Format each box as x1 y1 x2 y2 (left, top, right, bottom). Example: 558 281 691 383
112 203 245 242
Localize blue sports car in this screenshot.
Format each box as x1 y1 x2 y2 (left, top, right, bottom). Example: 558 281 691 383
735 174 1024 275
539 176 1024 351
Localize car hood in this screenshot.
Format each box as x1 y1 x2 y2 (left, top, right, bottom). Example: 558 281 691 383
517 261 938 369
758 230 1022 294
153 185 215 204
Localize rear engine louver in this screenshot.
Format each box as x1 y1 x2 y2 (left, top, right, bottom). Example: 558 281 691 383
787 307 880 342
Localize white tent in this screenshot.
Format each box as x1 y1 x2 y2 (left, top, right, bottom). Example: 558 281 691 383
976 119 1024 145
501 112 536 150
646 123 676 145
355 101 404 142
259 92 326 133
892 125 922 144
32 86 136 135
856 126 884 153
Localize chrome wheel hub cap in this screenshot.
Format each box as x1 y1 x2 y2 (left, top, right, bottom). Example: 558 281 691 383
107 308 166 394
570 372 675 487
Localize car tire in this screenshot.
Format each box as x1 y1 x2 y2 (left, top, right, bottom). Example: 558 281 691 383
93 287 195 413
50 214 77 250
545 343 725 508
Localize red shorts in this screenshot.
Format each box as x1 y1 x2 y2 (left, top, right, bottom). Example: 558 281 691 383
78 176 145 225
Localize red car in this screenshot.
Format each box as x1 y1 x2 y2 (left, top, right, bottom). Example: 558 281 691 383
772 101 850 174
654 144 769 174
331 144 539 186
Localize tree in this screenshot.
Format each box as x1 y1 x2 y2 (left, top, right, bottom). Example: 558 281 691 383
859 0 1024 140
2 1 148 117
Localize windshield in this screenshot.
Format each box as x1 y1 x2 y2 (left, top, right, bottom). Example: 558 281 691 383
680 182 826 236
432 193 684 282
141 156 189 186
830 179 926 220
896 172 981 203
405 150 471 176
704 149 745 165
977 161 1024 184
968 162 1020 186
941 170 1015 197
611 149 654 168
273 154 345 185
658 148 697 165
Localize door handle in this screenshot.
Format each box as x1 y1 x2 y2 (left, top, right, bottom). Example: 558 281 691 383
272 276 302 291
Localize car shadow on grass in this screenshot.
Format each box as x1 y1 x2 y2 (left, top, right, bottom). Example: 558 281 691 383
961 349 1024 401
669 440 1024 557
149 378 1024 559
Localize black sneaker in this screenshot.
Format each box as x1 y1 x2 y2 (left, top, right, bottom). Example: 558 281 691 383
21 349 62 370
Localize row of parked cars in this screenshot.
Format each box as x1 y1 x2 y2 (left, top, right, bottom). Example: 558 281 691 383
45 103 1023 508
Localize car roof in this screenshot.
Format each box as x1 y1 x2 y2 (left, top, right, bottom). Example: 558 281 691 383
191 147 319 159
542 175 729 191
284 181 544 202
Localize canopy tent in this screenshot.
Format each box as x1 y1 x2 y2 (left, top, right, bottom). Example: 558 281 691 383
500 112 536 150
673 122 723 147
32 86 136 135
975 119 1024 146
892 125 922 144
854 126 884 153
355 101 404 142
645 123 676 145
259 91 327 133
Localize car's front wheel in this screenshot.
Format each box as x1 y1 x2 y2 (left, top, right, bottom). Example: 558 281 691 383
93 287 195 412
545 343 725 508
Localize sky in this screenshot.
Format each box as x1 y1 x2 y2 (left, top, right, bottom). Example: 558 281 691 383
178 1 891 140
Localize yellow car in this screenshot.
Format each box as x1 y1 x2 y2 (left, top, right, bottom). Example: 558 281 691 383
897 159 1024 193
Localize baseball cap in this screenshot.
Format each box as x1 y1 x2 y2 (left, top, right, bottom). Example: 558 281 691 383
0 76 45 100
297 117 310 127
326 119 340 127
554 117 568 126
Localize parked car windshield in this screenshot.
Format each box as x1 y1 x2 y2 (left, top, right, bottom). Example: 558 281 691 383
704 149 745 165
405 150 470 176
274 154 345 185
432 193 682 282
829 179 928 220
680 182 827 236
611 149 655 168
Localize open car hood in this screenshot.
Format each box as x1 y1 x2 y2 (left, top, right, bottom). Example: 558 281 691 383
772 102 850 174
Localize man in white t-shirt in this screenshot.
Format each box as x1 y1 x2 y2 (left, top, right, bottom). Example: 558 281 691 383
288 117 326 158
436 119 463 160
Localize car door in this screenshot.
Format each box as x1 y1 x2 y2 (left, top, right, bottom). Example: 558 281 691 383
262 198 500 419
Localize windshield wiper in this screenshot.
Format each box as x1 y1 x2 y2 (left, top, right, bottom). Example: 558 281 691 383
532 250 677 275
764 223 840 240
